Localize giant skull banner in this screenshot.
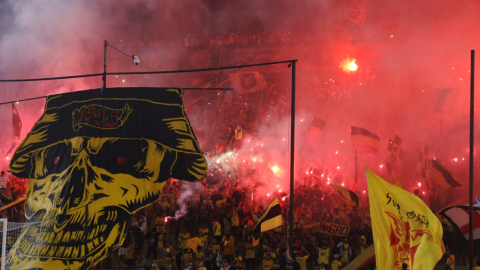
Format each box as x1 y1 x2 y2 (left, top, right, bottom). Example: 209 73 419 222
7 88 207 269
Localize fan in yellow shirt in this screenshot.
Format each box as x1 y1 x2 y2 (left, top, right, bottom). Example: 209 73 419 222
178 228 191 251
331 254 342 270
157 233 165 249
295 250 310 270
261 253 275 270
187 232 204 251
230 208 240 227
198 224 209 242
223 234 235 257
359 235 367 254
159 196 170 211
155 215 165 232
234 250 244 267
195 246 204 265
213 220 222 238
317 244 330 266
209 238 221 254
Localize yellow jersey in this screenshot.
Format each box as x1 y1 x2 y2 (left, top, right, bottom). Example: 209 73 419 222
187 237 203 250
199 228 209 241
179 232 191 249
262 259 274 270
331 260 342 270
317 248 330 265
223 239 234 255
244 243 256 258
213 222 222 236
295 255 309 270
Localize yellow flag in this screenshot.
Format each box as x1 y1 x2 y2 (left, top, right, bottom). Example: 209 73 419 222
366 167 445 270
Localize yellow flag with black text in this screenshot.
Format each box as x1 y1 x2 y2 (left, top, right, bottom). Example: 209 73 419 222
366 167 444 270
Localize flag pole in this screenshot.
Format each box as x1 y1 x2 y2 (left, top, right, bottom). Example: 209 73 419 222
288 60 296 255
354 149 358 191
103 40 107 89
469 49 475 270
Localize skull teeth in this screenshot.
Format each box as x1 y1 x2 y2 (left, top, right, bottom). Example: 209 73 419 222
17 222 110 259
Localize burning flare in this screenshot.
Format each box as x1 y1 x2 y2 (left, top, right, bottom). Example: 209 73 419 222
340 58 358 72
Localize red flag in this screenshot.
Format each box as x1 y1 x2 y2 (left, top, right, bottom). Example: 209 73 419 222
5 103 22 156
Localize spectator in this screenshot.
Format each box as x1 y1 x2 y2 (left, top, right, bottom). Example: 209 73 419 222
179 227 191 252
188 232 204 251
125 239 136 270
317 243 330 267
223 234 235 261
331 254 342 270
446 251 455 270
261 252 275 270
294 250 310 270
0 171 8 189
220 259 231 270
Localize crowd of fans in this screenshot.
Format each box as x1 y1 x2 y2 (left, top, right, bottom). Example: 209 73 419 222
131 29 316 49
0 171 27 222
0 74 469 270
101 177 374 270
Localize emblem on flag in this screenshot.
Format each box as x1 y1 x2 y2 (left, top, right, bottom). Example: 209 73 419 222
366 167 445 269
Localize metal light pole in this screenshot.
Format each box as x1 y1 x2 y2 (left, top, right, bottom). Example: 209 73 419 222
468 50 475 270
288 60 296 255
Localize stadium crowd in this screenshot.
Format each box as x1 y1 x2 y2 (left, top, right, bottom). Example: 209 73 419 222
102 177 375 270
123 28 316 49
0 73 467 270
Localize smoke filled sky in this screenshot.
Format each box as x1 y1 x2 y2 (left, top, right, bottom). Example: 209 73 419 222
0 0 480 203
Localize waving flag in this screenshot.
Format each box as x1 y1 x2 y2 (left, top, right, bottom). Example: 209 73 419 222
228 72 267 94
386 132 406 179
307 118 326 147
331 184 360 207
351 126 380 154
252 197 283 246
366 167 445 270
430 159 465 189
440 206 480 241
5 103 22 156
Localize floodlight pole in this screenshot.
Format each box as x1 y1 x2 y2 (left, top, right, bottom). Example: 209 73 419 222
288 60 296 255
469 50 475 270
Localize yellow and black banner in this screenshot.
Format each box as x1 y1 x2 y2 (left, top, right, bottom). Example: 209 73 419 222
430 159 465 189
303 222 350 237
253 197 283 245
7 87 207 270
330 184 360 207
